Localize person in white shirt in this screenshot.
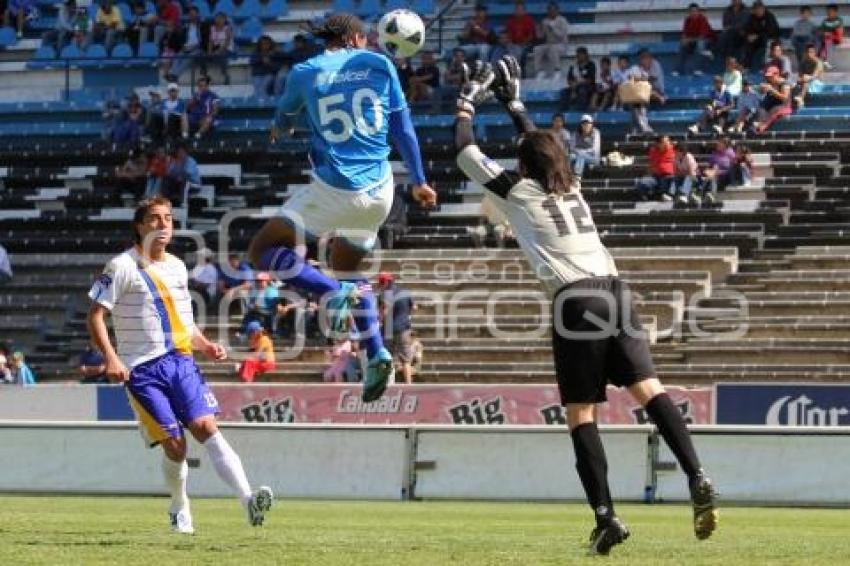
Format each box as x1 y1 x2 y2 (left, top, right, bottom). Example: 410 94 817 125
533 2 569 78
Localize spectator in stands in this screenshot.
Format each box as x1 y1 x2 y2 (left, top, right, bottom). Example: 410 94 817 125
0 354 12 383
101 97 122 141
112 93 146 147
240 271 278 334
533 2 569 79
723 56 742 97
487 31 515 67
126 1 155 53
376 272 416 384
674 2 714 77
219 253 253 306
792 6 817 67
458 4 493 62
796 43 824 108
765 40 792 80
689 75 734 135
729 78 761 132
0 243 11 283
741 1 779 70
445 47 467 89
208 12 234 84
152 0 181 46
187 75 219 139
323 333 353 383
753 65 792 134
250 35 285 98
93 0 125 52
167 5 206 82
717 0 748 61
571 114 601 179
702 137 736 202
819 3 844 69
238 321 276 382
564 46 596 111
189 248 218 307
44 0 77 50
161 142 200 204
505 1 536 70
590 56 614 111
635 135 675 201
78 343 107 383
158 19 185 81
733 144 754 186
287 33 315 67
7 0 34 39
115 147 148 198
550 113 571 150
625 49 665 134
144 145 168 197
147 83 188 142
671 142 701 205
610 55 630 110
394 57 413 94
408 50 440 104
8 351 35 386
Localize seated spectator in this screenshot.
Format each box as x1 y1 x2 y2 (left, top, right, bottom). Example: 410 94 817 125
625 49 665 134
590 56 614 111
152 0 181 46
189 248 218 307
0 353 12 383
218 253 253 309
241 271 279 334
818 3 844 69
753 66 792 134
671 142 701 205
250 34 285 98
717 0 748 61
7 0 34 39
161 142 200 204
723 56 742 97
287 33 315 67
44 0 77 50
376 272 416 384
93 0 125 52
728 79 761 133
101 97 122 141
610 55 630 110
114 147 148 198
564 46 596 111
8 351 35 386
674 2 714 77
689 75 734 134
765 41 793 81
635 135 675 201
238 321 276 382
487 31 515 67
408 50 440 104
733 144 754 186
550 113 571 149
126 0 155 53
112 93 146 147
702 137 736 203
187 75 219 139
504 1 536 69
571 115 601 179
158 19 185 81
78 343 107 383
150 82 188 141
323 334 353 383
457 4 492 62
168 5 205 81
344 340 362 382
792 6 817 67
444 47 467 89
740 1 779 70
533 2 569 79
796 43 824 108
207 12 234 84
144 146 168 197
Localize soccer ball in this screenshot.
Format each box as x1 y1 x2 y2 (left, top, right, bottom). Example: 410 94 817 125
377 9 426 59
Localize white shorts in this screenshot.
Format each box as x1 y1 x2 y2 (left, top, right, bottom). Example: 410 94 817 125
281 175 394 251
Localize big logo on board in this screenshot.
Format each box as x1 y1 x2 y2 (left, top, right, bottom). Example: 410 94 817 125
765 395 849 426
715 383 850 426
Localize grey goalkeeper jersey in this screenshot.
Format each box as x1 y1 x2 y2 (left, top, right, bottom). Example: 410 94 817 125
456 143 618 298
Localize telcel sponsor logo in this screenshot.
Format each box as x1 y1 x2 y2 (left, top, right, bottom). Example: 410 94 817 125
316 69 371 86
765 395 850 426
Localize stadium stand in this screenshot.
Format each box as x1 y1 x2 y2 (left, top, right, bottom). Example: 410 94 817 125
1 0 850 391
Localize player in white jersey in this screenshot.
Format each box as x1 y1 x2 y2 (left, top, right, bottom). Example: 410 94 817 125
453 57 718 555
87 196 273 534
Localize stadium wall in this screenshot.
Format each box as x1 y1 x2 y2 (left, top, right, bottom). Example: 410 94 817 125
1 422 849 505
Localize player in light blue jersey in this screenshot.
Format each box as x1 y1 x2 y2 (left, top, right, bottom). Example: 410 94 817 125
248 13 436 403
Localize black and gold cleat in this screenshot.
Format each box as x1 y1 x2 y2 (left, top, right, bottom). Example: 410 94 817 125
690 472 719 540
588 516 630 555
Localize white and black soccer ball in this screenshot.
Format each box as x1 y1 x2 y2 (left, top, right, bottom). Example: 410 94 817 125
377 9 426 59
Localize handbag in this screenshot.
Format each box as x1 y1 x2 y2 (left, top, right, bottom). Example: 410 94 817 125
618 79 652 105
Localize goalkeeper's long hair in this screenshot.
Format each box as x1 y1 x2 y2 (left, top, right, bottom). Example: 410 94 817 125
517 131 575 196
308 13 365 48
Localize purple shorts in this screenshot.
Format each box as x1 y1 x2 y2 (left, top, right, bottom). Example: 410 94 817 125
126 351 218 447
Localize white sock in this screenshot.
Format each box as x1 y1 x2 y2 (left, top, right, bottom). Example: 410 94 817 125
162 455 189 514
204 431 253 507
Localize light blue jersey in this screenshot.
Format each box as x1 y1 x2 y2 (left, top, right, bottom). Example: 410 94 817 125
276 48 408 191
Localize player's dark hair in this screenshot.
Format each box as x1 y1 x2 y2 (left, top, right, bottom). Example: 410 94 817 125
132 196 172 244
309 13 364 47
517 131 574 196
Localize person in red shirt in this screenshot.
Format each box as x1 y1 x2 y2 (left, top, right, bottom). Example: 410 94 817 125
505 2 536 68
152 0 181 45
674 3 714 76
635 135 676 201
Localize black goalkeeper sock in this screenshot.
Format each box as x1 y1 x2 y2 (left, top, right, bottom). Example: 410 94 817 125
571 422 615 527
645 393 702 480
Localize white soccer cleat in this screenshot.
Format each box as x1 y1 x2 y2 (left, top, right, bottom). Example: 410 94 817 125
247 486 274 527
170 509 195 535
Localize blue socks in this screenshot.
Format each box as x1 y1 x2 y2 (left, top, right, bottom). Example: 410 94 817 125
344 278 384 360
258 247 340 295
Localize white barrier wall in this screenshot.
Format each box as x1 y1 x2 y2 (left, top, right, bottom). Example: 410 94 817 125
0 386 95 420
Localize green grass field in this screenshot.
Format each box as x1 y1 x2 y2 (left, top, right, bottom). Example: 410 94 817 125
1 497 848 565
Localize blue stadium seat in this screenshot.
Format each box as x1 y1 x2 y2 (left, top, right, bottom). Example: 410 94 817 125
110 42 134 64
355 0 380 19
237 17 263 43
234 0 260 21
332 0 355 14
259 0 286 20
385 0 407 10
212 0 235 17
138 41 159 59
60 43 83 59
118 2 132 23
81 44 108 68
413 0 435 15
195 0 211 20
28 45 58 70
0 26 17 47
